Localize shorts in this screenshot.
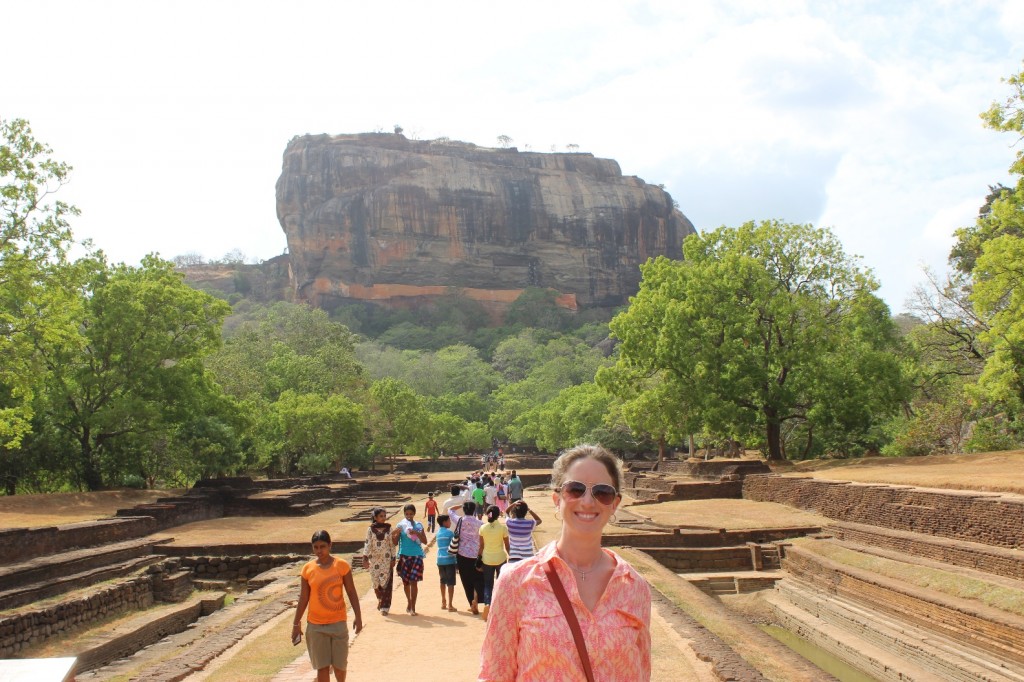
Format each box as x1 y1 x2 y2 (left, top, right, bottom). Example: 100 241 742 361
438 563 457 586
305 620 349 671
397 555 424 583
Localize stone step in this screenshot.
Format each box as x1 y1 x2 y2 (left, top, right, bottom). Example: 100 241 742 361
783 544 1024 668
0 555 163 612
771 580 1024 681
0 538 166 591
67 591 225 674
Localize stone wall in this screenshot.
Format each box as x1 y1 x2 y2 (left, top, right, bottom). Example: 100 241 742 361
0 518 157 566
0 576 153 657
743 475 1024 550
829 521 1024 581
783 544 1024 666
604 527 819 549
640 547 754 572
180 554 308 582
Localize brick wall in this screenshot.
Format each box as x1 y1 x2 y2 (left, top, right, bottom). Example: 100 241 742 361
181 554 309 582
640 547 754 572
743 475 1024 550
0 577 153 657
604 527 819 549
0 518 157 566
829 522 1024 581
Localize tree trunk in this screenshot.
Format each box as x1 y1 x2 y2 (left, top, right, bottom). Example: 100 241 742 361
657 436 666 463
4 475 16 496
764 410 784 461
688 434 696 456
80 428 104 491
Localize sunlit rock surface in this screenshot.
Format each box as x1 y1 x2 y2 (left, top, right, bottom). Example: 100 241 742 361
276 133 695 314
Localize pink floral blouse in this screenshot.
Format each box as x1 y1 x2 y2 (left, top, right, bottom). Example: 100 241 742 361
478 541 651 682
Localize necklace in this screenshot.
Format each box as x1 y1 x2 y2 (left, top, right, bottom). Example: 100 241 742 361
559 552 602 582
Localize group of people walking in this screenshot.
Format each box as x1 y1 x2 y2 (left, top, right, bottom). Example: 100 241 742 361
290 445 652 681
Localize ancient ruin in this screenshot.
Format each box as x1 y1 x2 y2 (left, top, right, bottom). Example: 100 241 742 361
1 453 1023 680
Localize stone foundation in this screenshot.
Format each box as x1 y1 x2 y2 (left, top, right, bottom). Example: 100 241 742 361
743 475 1024 549
0 577 154 658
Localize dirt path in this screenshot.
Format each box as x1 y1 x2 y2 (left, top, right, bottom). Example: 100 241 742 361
270 495 718 681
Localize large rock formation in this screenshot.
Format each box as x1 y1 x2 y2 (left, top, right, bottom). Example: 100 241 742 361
276 133 696 314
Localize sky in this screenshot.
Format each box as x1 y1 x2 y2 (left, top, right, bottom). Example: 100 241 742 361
4 0 1023 314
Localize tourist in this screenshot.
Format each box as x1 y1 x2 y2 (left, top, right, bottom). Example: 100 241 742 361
292 530 363 682
478 504 509 621
506 470 524 504
435 513 458 611
479 444 652 681
425 491 439 533
505 499 541 563
495 475 509 516
442 484 466 520
454 500 485 614
360 507 396 615
472 481 487 518
391 503 428 615
484 477 499 510
339 466 352 479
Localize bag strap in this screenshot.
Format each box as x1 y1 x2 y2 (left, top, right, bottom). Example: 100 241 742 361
454 517 463 536
543 561 595 682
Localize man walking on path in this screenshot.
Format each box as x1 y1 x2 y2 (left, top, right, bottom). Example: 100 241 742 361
506 470 524 504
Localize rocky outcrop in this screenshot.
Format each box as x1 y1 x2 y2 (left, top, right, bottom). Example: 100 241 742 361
276 134 695 314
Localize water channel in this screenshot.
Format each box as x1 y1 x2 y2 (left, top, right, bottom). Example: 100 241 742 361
760 625 879 681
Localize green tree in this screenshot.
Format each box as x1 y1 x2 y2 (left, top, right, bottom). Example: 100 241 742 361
611 220 905 460
0 118 78 447
271 391 364 474
368 378 431 466
35 254 231 489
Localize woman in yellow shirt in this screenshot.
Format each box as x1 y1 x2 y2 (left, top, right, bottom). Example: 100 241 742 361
293 530 363 682
478 504 510 621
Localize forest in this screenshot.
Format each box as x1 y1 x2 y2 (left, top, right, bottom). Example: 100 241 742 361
2 64 1023 494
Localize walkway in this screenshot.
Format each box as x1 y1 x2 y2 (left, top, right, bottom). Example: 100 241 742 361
273 541 486 681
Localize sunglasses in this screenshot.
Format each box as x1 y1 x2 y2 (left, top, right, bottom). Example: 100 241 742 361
559 481 619 506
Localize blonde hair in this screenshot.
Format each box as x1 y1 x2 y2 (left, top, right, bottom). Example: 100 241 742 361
551 444 624 491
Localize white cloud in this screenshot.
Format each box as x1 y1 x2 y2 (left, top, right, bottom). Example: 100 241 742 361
3 0 1023 311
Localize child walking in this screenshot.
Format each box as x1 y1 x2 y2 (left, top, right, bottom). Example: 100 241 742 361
435 513 458 611
424 492 438 533
391 503 427 615
360 507 396 615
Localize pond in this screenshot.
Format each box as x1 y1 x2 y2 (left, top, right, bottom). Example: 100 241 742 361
761 625 879 682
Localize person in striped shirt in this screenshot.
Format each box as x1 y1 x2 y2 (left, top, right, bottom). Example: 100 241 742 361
505 499 542 562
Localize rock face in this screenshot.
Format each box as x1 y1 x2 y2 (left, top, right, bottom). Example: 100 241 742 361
276 133 696 314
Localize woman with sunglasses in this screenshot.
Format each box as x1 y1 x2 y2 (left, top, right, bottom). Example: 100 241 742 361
478 444 651 681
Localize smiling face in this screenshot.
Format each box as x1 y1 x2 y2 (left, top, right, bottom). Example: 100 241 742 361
373 510 387 524
552 456 621 537
404 508 416 522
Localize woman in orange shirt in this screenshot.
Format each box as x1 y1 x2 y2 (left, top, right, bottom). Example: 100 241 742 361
479 445 651 681
293 530 364 682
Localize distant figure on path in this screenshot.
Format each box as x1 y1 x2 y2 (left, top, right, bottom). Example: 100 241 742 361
360 507 395 615
339 467 352 479
506 470 524 504
479 444 651 681
425 492 439 533
478 504 509 621
293 530 363 682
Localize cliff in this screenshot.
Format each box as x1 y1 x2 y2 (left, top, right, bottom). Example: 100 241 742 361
275 133 696 314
